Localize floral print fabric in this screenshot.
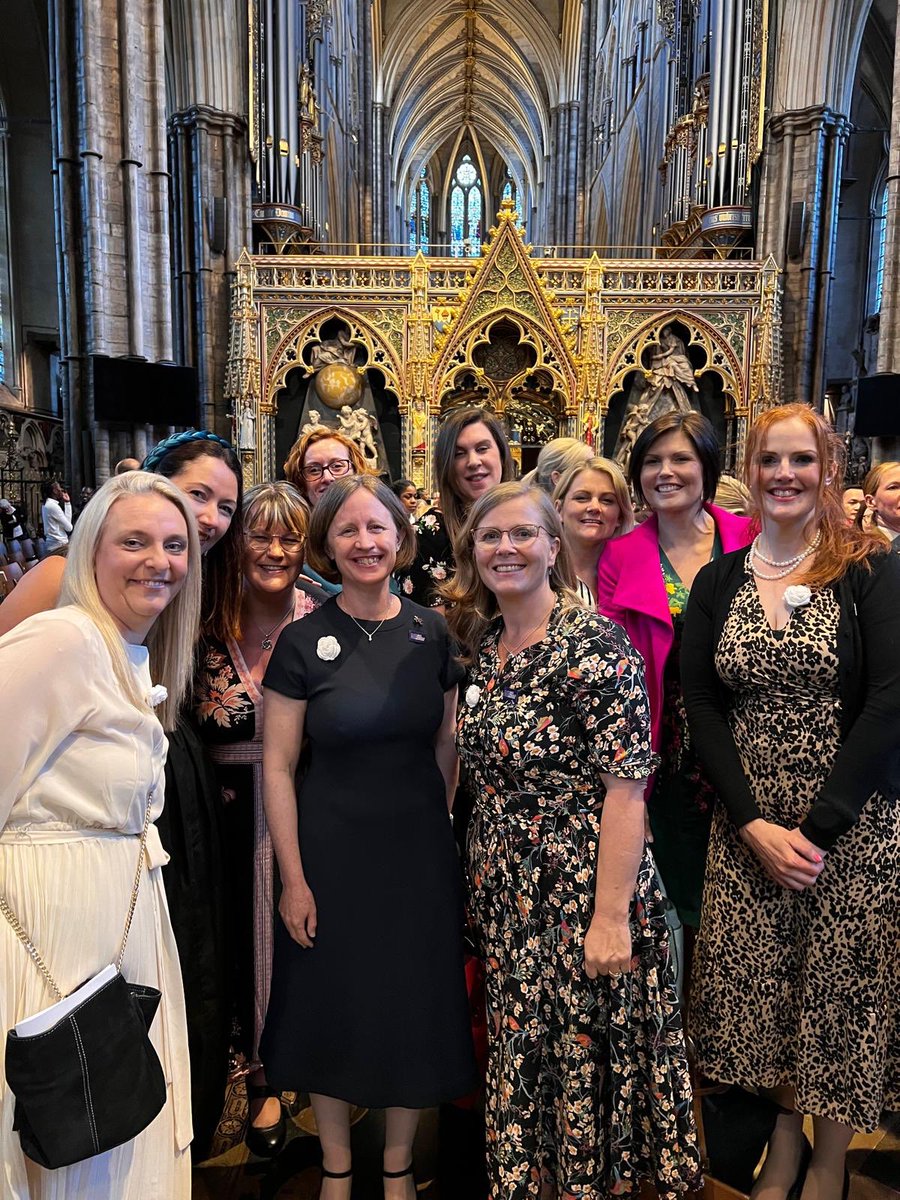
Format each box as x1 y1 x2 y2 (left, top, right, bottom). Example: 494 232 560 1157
395 507 453 607
457 604 701 1199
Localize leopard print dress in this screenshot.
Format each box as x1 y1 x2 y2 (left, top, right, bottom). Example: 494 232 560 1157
691 577 900 1132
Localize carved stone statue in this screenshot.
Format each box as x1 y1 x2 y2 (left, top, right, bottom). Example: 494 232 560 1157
339 404 379 467
615 326 699 465
238 400 256 452
310 330 356 370
299 409 324 437
411 401 427 452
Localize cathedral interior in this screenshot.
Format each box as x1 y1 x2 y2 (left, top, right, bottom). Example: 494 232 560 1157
1 0 899 524
2 2 900 1195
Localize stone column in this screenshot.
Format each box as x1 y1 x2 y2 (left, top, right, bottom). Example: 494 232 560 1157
49 0 172 486
757 105 849 408
873 0 900 459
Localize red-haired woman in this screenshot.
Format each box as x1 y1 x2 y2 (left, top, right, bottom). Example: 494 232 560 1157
682 404 900 1200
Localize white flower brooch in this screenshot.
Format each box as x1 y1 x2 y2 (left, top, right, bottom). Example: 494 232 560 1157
317 635 342 661
148 685 168 708
465 685 481 708
783 584 812 610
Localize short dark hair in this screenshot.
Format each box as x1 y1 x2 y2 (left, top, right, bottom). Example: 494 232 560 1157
629 410 721 507
391 478 416 496
306 474 418 583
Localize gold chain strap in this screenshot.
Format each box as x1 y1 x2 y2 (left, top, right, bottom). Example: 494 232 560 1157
0 787 155 997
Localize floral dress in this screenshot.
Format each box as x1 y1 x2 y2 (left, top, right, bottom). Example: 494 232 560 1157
395 507 453 607
457 604 701 1200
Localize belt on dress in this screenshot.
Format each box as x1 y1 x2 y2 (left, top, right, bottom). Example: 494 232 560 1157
0 825 169 870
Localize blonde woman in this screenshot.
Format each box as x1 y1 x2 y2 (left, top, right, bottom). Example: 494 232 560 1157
444 480 699 1200
862 460 900 544
553 455 634 605
0 472 202 1198
521 436 593 493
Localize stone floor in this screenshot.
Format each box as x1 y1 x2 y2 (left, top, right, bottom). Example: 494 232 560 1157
191 1083 900 1200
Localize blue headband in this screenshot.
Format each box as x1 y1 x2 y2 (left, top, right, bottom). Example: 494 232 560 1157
141 429 235 472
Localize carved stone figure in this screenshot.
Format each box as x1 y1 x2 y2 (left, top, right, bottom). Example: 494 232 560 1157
299 409 324 438
339 404 379 466
238 400 257 452
310 330 356 370
615 400 652 470
614 326 699 465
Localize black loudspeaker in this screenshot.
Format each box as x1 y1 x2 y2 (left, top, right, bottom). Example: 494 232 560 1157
91 357 199 427
210 197 227 254
786 200 807 260
854 374 900 437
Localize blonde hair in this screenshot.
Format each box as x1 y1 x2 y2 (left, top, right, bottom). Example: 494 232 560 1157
441 480 584 662
553 456 635 537
283 426 369 500
744 404 886 588
305 474 417 583
715 473 752 515
58 472 202 731
862 461 900 529
522 438 593 493
244 481 309 539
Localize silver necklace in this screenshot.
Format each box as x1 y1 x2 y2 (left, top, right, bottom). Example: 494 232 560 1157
749 531 821 581
341 600 397 642
255 601 294 650
499 604 555 660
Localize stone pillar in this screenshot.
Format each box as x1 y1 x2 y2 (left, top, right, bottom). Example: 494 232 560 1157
168 106 251 437
872 0 900 460
757 105 849 408
48 0 172 486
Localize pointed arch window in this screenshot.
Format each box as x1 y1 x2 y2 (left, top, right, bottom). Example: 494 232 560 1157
874 182 889 313
408 166 430 253
450 154 483 257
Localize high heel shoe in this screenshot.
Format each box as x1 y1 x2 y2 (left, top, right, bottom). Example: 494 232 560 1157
244 1083 287 1158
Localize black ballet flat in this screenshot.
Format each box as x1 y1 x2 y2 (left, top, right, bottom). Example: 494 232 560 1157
244 1084 287 1158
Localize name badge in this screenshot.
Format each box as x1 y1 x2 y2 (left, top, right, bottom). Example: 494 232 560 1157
502 687 518 701
408 630 426 643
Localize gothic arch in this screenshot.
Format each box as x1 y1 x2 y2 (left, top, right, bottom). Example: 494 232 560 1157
264 306 406 408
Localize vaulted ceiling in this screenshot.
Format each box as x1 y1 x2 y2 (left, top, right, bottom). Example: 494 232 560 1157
375 0 580 215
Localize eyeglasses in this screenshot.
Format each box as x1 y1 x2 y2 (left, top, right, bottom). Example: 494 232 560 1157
471 524 550 548
301 458 353 481
246 531 305 554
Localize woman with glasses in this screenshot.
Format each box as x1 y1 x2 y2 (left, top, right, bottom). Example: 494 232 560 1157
193 482 317 1157
443 480 699 1200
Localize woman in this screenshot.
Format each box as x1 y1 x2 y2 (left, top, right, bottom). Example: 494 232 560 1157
396 406 514 607
391 478 419 516
682 404 900 1200
597 411 752 929
553 455 634 605
141 430 244 1159
862 460 900 544
0 471 202 1198
521 436 592 493
260 475 476 1199
193 482 316 1156
444 480 700 1200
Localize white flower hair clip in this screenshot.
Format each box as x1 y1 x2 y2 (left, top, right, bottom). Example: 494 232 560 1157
148 685 168 708
783 584 812 610
465 685 481 708
317 636 342 662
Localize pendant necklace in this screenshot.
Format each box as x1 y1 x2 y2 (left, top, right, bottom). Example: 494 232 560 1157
499 603 555 661
256 601 294 650
341 599 396 642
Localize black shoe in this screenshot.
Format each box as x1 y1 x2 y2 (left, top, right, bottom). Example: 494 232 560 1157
244 1084 287 1159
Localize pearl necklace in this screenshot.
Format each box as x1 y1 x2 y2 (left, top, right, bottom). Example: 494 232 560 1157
749 531 821 581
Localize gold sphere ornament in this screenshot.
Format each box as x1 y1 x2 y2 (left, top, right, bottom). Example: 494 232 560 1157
314 362 363 410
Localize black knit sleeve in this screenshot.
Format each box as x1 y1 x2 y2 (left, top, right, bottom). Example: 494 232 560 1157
801 552 900 849
681 559 762 829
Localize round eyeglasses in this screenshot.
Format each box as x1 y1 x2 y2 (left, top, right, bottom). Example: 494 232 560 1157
301 458 353 482
471 524 549 548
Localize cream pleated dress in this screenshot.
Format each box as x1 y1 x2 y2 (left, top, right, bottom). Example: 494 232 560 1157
0 607 191 1199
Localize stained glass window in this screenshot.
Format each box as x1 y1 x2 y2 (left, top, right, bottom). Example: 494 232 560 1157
408 166 430 253
449 154 483 257
875 183 889 312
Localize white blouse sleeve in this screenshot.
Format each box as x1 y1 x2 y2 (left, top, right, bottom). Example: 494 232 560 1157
0 613 94 831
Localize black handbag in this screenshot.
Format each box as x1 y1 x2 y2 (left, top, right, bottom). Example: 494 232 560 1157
1 790 167 1169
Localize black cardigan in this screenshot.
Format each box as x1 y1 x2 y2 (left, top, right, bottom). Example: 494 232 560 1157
681 546 900 850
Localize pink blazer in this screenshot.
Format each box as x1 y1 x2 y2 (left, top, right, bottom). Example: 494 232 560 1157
596 504 753 754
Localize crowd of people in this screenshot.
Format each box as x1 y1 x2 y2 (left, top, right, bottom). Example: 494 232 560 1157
0 401 897 1200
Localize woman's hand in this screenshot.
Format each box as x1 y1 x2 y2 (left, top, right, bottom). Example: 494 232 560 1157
740 819 824 890
584 914 633 978
279 880 317 948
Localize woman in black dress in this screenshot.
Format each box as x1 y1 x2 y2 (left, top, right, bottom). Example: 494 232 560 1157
261 475 476 1200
